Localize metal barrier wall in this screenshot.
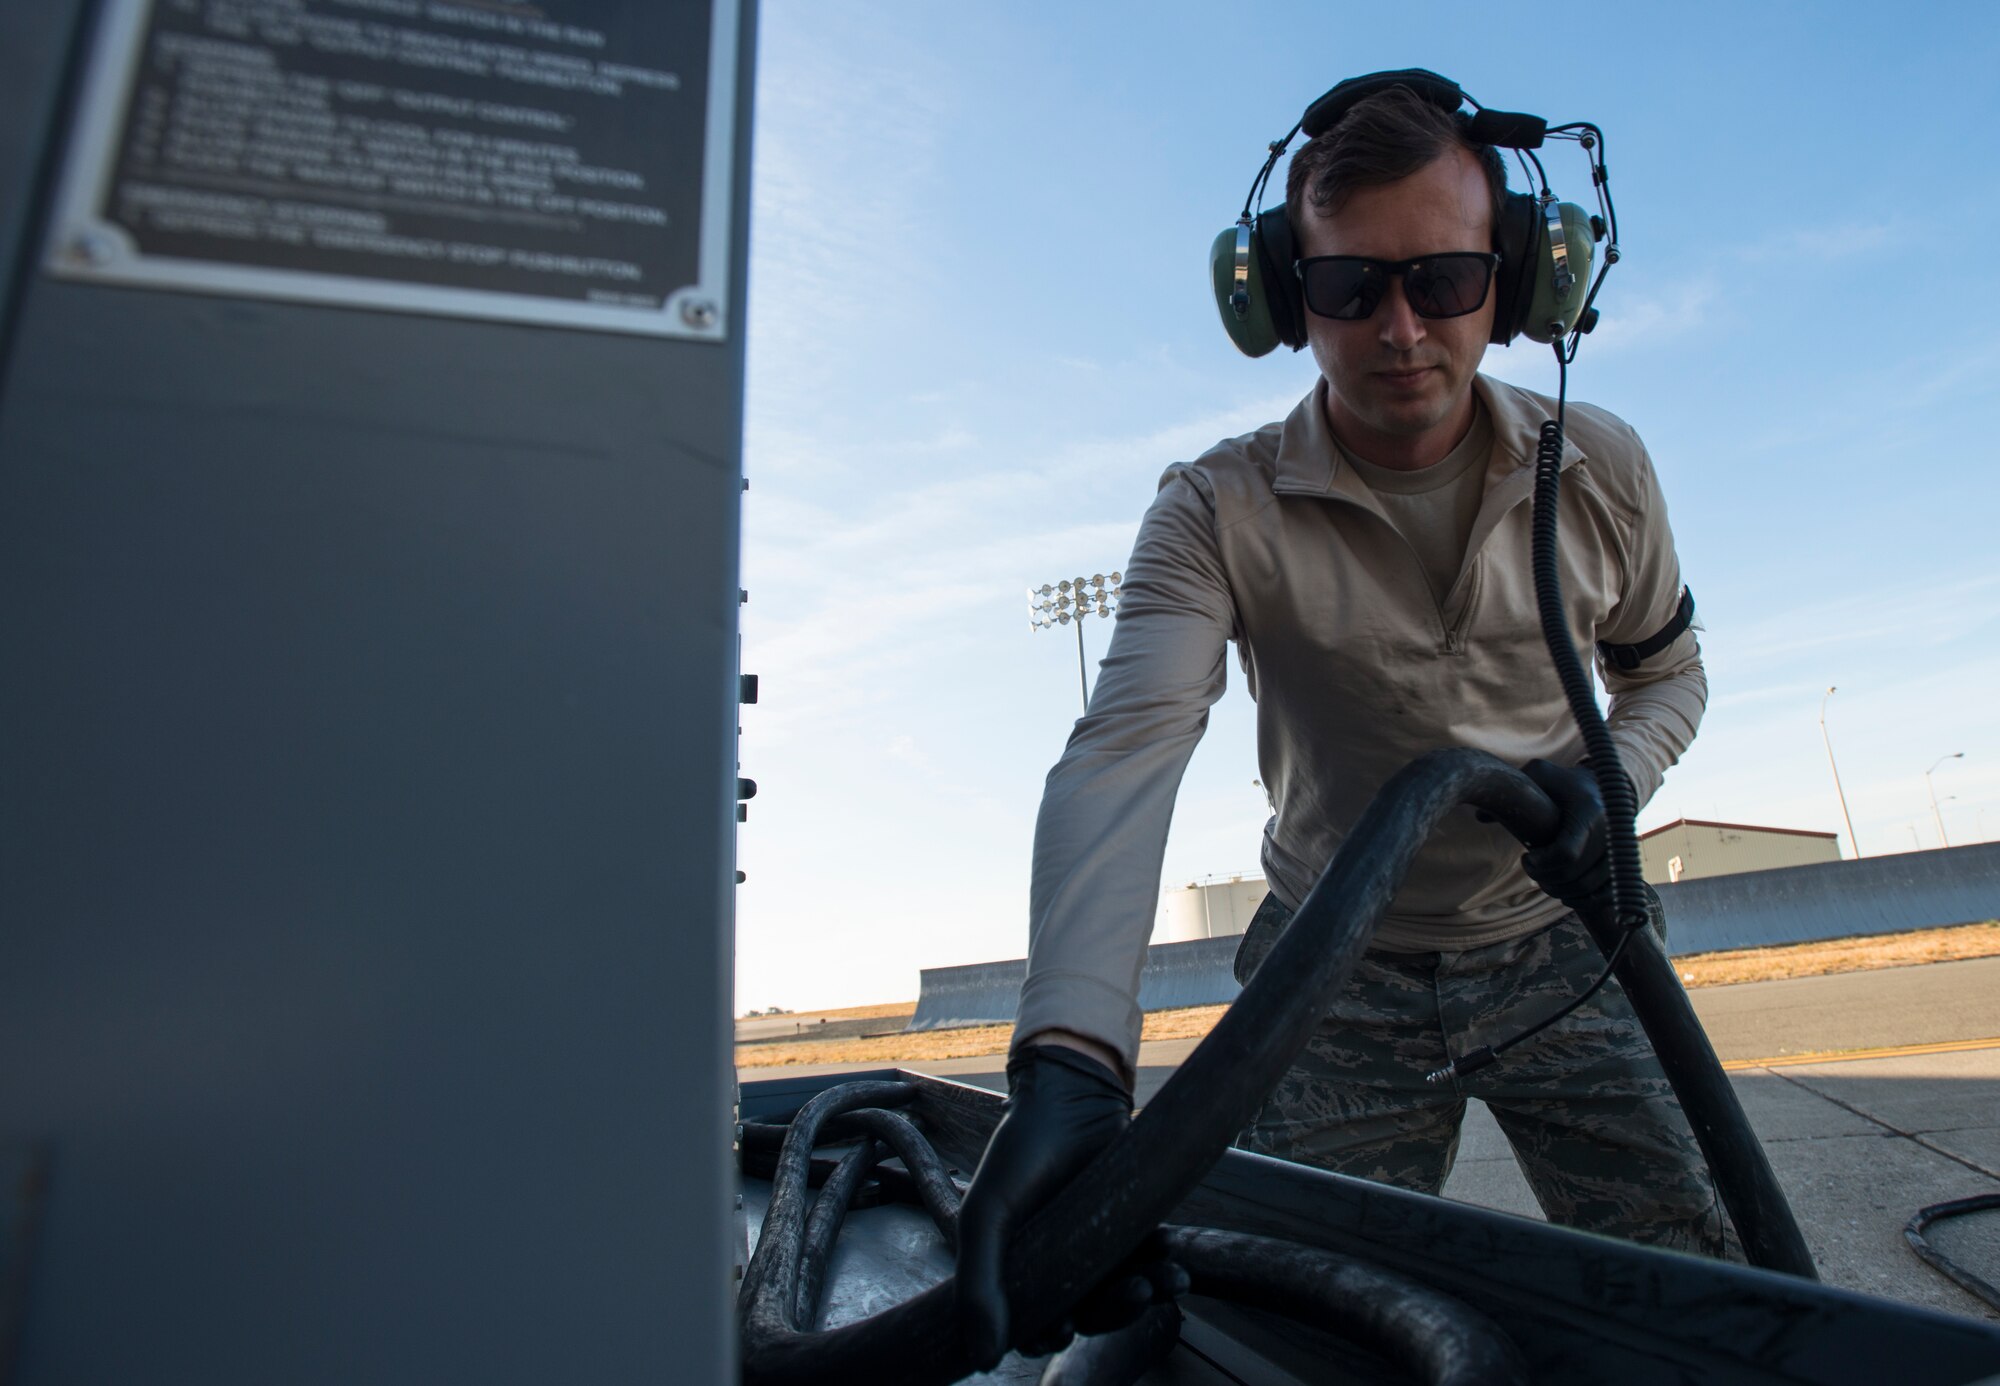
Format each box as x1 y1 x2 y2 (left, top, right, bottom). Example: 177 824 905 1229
908 844 2000 1032
1655 841 2000 954
906 957 1031 1032
908 935 1245 1032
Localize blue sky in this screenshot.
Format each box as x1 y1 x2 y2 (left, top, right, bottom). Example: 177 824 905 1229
733 1 2000 1012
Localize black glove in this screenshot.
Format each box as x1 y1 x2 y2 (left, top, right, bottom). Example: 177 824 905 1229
955 1044 1183 1368
1060 1228 1188 1346
1520 758 1615 924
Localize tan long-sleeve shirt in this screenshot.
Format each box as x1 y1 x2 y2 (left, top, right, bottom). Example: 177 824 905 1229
1015 374 1705 1074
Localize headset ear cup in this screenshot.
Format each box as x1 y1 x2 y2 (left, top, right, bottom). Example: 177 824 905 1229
1207 209 1307 357
1518 201 1598 343
1209 225 1281 358
1254 211 1306 350
1488 191 1538 346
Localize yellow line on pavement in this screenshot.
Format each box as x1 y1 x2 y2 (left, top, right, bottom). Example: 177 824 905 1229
1722 1036 2000 1071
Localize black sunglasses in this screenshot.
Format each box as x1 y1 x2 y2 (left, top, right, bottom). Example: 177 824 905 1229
1295 252 1501 322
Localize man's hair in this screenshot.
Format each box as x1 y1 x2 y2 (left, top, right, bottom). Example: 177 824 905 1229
1285 85 1509 247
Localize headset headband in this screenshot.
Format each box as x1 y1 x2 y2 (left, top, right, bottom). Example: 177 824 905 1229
1287 69 1554 182
1235 69 1555 243
1300 69 1466 139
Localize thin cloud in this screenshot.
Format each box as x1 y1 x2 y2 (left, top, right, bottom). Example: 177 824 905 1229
1584 279 1718 353
741 386 1305 754
746 14 956 430
1476 277 1716 397
1712 570 2000 667
1728 328 2000 460
1705 679 1833 712
1735 220 1895 263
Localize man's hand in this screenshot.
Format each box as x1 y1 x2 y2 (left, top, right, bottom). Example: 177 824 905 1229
954 1043 1162 1369
1520 758 1615 924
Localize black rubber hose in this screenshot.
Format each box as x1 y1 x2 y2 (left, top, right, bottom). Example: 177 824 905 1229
1572 905 1818 1278
1161 1226 1528 1386
1004 751 1559 1324
856 1152 955 1218
742 1106 964 1228
796 1139 883 1330
740 1115 871 1150
738 747 1819 1379
750 1120 1526 1386
740 749 1555 1386
1035 1303 1183 1386
739 1146 887 1203
748 1093 969 1346
738 1080 916 1341
833 1106 966 1248
1906 1193 2000 1310
740 1113 893 1204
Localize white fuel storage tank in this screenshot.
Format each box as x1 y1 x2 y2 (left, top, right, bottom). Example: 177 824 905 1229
1153 874 1269 944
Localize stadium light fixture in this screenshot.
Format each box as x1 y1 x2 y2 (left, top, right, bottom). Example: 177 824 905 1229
1028 571 1122 713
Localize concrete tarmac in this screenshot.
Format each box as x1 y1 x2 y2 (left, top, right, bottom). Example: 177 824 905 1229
1437 1046 2000 1322
744 959 2000 1323
1688 955 2000 1059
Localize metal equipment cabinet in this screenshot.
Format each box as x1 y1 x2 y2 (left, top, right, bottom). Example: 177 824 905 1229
0 3 757 1380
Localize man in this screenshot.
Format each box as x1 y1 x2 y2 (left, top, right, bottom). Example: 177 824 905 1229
955 82 1716 1366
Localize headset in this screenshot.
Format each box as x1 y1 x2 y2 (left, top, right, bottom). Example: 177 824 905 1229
1210 69 1618 360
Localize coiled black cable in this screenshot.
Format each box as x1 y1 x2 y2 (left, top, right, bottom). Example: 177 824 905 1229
1530 349 1650 936
1424 926 1638 1084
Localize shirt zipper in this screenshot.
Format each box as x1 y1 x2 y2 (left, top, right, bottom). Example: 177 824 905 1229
1443 562 1481 654
1355 509 1474 656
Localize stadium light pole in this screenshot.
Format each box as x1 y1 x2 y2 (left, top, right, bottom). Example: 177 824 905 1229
1819 686 1860 860
1925 752 1964 848
1029 572 1121 714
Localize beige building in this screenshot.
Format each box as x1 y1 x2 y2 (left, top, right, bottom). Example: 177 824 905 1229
1152 822 1841 934
1640 819 1841 884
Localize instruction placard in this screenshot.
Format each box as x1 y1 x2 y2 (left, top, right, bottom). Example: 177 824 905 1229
48 0 740 339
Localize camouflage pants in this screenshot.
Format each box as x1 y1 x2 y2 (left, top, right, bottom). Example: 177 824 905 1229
1233 894 1737 1259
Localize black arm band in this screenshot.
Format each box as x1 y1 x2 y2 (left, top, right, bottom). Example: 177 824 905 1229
1598 586 1695 671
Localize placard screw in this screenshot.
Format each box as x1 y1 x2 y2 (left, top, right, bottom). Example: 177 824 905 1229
69 231 118 267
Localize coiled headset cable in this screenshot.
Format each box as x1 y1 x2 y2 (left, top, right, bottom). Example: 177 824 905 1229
1426 345 1655 1085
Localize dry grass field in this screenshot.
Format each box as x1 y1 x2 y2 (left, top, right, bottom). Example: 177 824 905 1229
757 1001 919 1022
1670 922 2000 984
735 921 2000 1069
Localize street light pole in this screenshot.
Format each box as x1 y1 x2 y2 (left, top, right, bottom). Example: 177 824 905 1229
1029 572 1121 714
1925 751 1964 848
1819 686 1860 860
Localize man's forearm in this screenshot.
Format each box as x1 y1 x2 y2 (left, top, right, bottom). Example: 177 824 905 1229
1603 632 1706 806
